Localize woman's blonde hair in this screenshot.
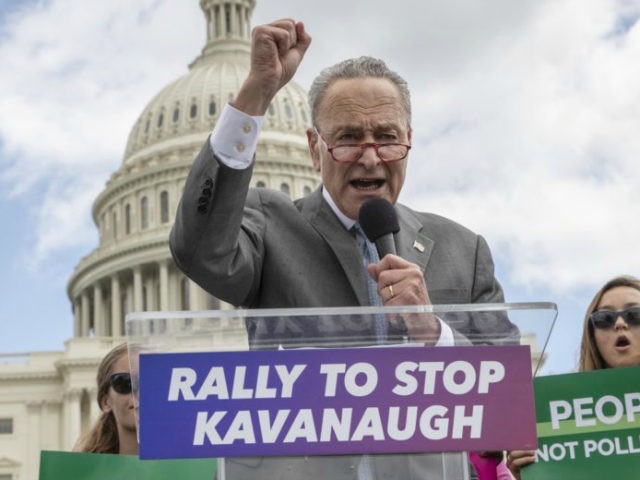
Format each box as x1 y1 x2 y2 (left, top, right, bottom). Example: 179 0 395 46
578 275 640 371
76 343 129 453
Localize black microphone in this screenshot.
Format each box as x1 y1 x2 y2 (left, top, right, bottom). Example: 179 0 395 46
358 198 400 258
359 198 408 338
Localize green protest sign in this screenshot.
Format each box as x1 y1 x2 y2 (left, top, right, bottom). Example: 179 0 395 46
39 450 217 480
523 365 640 480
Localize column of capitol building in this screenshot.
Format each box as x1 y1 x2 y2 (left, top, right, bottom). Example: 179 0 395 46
0 2 543 479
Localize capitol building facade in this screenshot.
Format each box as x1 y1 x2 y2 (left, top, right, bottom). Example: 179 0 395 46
0 1 319 479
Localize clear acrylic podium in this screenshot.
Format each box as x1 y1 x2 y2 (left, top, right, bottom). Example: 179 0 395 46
126 302 556 480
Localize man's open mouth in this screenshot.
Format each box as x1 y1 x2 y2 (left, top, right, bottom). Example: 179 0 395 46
351 179 384 190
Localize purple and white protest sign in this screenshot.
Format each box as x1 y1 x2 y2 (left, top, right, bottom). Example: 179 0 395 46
138 345 536 459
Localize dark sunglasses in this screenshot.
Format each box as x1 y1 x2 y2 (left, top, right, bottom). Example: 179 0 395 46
109 372 132 395
590 307 640 330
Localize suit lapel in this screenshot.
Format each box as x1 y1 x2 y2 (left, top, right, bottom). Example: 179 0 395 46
299 190 370 306
395 205 434 274
297 192 434 304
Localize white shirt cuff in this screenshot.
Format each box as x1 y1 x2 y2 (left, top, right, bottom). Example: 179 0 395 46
209 104 264 169
399 317 455 347
434 318 455 346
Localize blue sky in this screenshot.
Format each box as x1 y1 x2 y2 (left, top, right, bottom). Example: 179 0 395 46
1 0 639 374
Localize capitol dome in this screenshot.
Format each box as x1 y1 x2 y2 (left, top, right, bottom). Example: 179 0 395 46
67 0 320 339
122 52 312 168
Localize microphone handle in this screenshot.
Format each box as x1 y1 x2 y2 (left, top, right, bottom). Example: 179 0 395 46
374 233 408 337
375 234 396 258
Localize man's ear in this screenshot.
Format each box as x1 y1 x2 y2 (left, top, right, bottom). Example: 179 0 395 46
306 128 321 173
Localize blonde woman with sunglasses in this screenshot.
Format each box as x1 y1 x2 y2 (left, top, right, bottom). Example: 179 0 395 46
508 275 640 479
76 343 138 455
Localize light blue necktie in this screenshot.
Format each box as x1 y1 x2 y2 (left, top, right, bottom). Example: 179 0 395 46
353 223 387 341
354 224 381 302
353 224 386 479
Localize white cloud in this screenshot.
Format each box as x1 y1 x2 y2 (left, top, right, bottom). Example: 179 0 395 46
27 178 102 268
0 0 203 258
400 0 640 293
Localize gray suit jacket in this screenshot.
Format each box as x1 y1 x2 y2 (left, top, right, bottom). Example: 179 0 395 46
170 140 516 478
170 141 516 344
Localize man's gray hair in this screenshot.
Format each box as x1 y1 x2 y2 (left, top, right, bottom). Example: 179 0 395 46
308 56 412 128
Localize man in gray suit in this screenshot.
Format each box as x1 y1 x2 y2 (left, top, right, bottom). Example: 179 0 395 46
170 18 516 479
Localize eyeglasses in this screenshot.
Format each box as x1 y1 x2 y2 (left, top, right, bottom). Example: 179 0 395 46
109 372 132 395
590 307 640 330
316 132 411 163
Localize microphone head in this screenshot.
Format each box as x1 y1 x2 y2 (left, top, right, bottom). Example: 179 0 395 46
358 198 400 242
